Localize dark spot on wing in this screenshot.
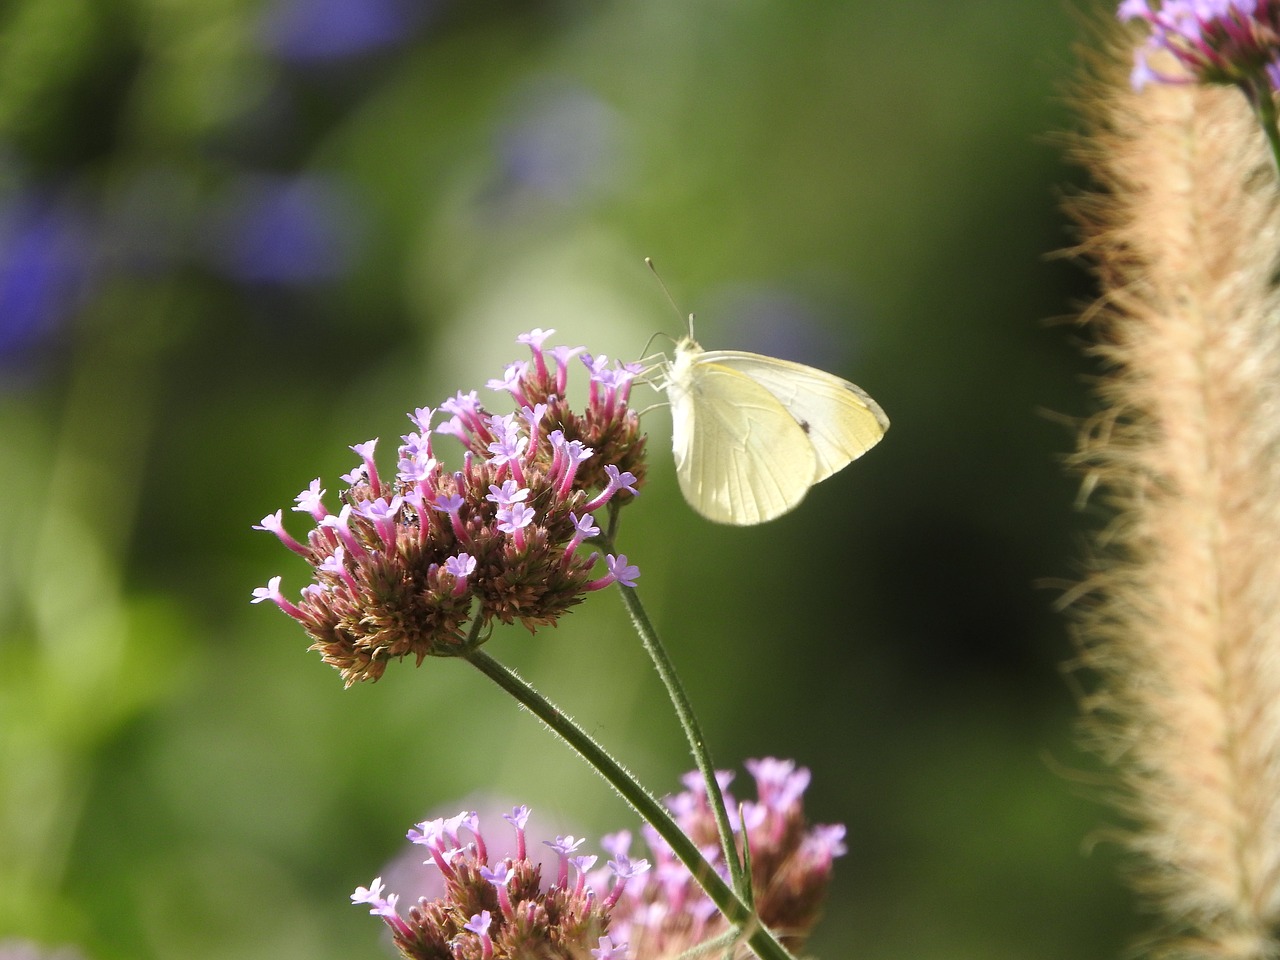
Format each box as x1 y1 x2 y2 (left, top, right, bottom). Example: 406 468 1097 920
798 419 811 434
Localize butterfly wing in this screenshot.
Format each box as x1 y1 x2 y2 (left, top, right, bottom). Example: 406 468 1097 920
698 350 889 483
669 351 819 525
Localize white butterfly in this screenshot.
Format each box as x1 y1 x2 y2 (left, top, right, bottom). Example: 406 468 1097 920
664 336 889 525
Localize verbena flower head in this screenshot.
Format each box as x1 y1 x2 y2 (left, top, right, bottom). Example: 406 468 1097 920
596 758 845 958
353 807 644 960
252 330 646 684
1119 0 1280 91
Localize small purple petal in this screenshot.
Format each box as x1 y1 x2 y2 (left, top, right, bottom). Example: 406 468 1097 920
607 553 640 588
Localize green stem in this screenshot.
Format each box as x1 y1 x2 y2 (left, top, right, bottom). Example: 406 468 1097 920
615 581 749 898
462 648 795 960
1244 82 1280 180
600 506 748 901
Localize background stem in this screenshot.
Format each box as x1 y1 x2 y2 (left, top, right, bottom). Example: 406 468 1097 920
462 647 795 960
614 580 749 899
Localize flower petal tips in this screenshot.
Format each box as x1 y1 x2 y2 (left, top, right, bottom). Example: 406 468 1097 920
253 331 647 685
1120 1 1280 92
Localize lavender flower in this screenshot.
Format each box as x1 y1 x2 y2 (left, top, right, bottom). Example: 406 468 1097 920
353 808 639 960
491 82 620 205
0 192 94 370
259 0 437 61
355 761 838 960
597 759 845 959
204 172 362 286
253 331 646 685
1119 0 1280 92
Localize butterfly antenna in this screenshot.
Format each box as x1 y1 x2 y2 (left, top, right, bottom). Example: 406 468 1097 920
645 256 697 339
638 331 667 360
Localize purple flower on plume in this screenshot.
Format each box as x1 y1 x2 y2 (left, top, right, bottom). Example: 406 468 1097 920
252 330 647 685
1119 0 1280 92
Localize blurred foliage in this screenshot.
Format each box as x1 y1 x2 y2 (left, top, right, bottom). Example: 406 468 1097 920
0 1 1137 959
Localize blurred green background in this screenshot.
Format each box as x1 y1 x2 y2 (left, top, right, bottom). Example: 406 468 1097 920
0 1 1137 958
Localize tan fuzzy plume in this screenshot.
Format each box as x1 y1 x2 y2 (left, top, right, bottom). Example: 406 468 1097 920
1067 29 1280 960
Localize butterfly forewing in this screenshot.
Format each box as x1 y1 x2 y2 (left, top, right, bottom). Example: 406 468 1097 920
669 357 818 525
698 351 889 482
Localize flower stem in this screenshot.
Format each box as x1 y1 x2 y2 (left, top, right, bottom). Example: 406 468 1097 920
615 582 749 897
462 647 795 960
600 506 748 901
1243 82 1280 178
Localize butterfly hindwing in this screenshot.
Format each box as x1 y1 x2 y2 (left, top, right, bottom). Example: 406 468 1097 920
669 355 818 525
697 351 889 482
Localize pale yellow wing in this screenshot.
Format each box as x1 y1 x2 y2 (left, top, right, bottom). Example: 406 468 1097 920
697 350 889 482
668 347 819 525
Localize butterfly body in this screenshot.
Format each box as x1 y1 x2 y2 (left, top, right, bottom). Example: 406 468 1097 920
665 337 889 525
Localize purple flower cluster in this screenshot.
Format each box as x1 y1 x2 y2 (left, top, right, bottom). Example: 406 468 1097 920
253 330 647 685
354 761 843 960
596 758 846 958
353 806 647 960
1119 0 1280 91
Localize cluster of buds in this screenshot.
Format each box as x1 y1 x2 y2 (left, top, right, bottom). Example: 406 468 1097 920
353 806 648 960
252 330 647 684
1119 0 1280 92
595 758 846 959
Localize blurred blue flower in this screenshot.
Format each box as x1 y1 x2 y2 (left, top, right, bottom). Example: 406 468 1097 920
260 0 438 61
0 192 94 367
706 285 853 368
490 81 621 205
203 173 364 286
